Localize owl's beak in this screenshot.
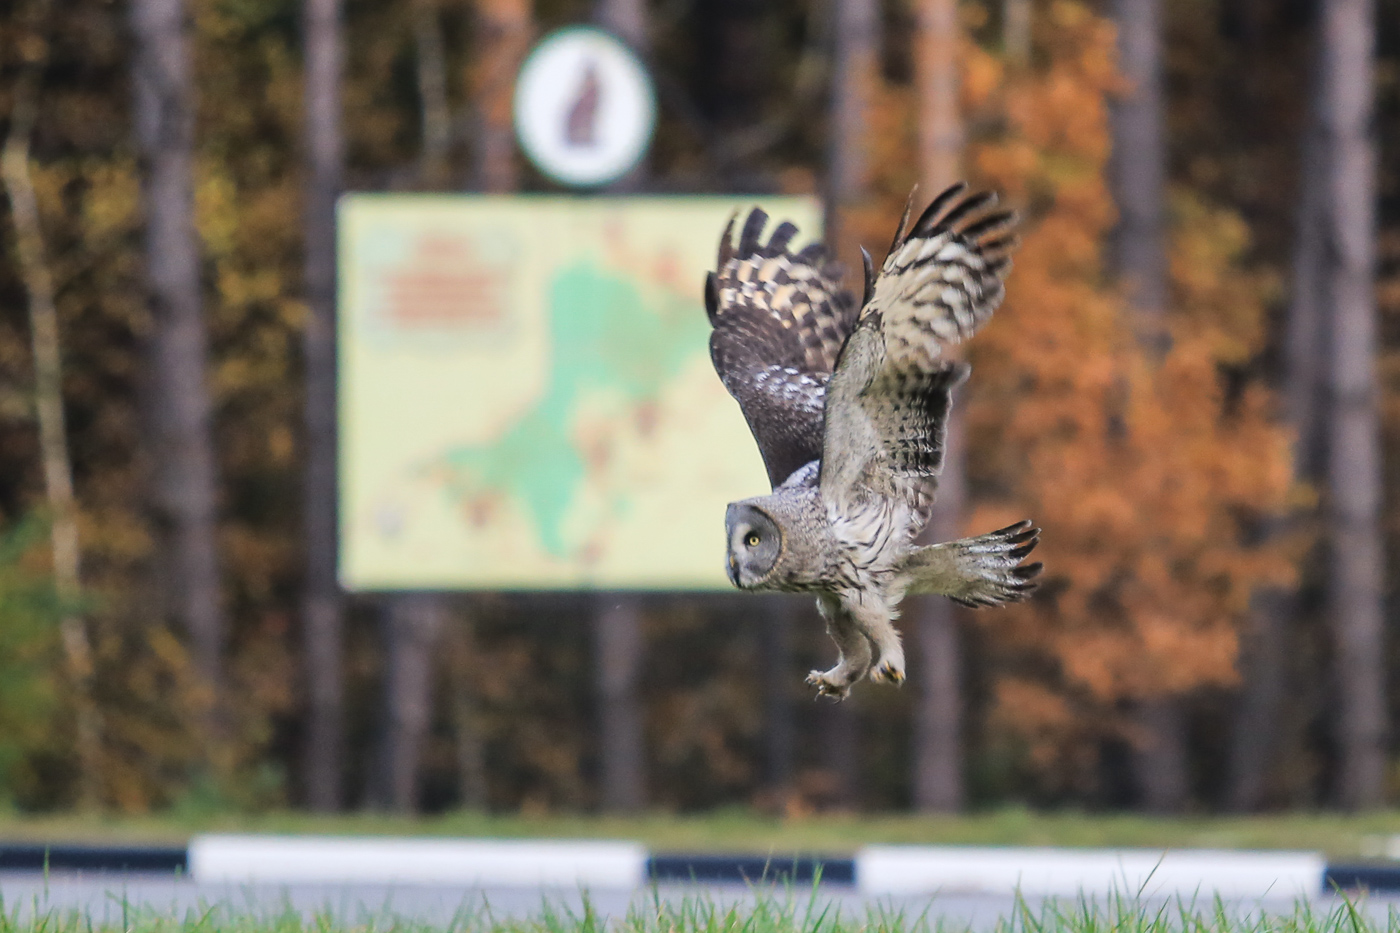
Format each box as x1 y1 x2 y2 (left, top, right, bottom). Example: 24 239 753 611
726 552 740 588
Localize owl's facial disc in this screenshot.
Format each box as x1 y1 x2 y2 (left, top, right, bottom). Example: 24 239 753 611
725 502 782 589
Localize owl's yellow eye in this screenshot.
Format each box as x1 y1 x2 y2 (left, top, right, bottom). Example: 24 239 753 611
746 533 761 548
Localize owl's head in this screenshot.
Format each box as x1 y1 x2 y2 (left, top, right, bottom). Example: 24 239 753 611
725 501 782 588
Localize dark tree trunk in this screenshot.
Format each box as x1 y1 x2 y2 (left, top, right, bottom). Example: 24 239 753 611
302 0 345 811
131 0 225 714
911 0 965 813
414 0 451 185
915 0 962 192
595 596 646 811
913 424 965 811
1320 0 1384 810
821 697 860 807
1226 588 1291 810
1226 71 1325 813
1109 0 1187 811
764 598 797 797
596 0 649 187
1110 0 1168 344
913 597 963 810
825 0 878 247
1133 699 1189 812
598 0 647 49
1002 0 1030 65
379 594 447 813
1286 64 1329 482
446 608 488 809
586 0 651 816
472 0 530 192
813 0 880 809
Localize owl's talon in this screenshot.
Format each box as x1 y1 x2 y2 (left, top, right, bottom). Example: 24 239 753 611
871 661 905 685
806 670 852 701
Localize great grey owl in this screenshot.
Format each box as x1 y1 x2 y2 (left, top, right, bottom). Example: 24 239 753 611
706 183 1042 699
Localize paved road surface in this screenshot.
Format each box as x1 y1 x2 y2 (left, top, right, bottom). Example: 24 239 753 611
0 874 1389 929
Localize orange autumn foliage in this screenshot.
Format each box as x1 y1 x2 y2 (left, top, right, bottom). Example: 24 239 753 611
846 1 1293 768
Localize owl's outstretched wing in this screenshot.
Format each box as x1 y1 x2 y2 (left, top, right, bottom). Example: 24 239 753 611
706 209 859 489
819 184 1018 527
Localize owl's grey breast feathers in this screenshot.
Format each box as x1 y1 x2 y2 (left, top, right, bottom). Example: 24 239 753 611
705 209 859 489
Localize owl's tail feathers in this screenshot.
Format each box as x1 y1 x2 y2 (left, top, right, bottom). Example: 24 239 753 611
898 520 1042 607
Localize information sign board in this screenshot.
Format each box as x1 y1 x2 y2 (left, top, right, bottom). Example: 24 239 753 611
338 195 823 591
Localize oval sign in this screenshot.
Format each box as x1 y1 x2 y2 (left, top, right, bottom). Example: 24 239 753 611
513 27 657 188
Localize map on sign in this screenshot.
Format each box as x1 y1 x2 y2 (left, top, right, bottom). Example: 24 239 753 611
338 195 824 591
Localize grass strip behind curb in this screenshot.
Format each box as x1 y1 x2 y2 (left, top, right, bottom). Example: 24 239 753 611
3 810 1400 859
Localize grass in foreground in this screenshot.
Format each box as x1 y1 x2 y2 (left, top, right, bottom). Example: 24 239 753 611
0 886 1397 933
3 809 1400 859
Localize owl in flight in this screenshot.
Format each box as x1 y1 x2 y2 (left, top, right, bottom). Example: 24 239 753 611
706 183 1042 699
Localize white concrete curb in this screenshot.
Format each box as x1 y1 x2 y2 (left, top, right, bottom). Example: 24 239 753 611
855 846 1326 898
187 835 648 888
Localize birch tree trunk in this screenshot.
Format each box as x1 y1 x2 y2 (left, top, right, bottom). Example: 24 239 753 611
911 0 965 813
131 0 226 719
3 30 102 807
302 0 345 811
1319 0 1384 810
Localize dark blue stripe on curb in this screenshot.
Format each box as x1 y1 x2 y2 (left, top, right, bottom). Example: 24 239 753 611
1324 864 1400 892
648 854 855 886
0 844 187 873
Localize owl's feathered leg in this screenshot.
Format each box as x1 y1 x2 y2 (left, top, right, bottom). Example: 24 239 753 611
848 593 906 686
898 520 1043 606
806 593 872 700
865 625 906 685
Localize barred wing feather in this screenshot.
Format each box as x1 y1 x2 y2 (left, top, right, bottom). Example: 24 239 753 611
706 208 859 489
820 184 1018 528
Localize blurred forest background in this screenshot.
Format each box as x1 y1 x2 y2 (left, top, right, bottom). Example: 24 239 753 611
0 0 1396 817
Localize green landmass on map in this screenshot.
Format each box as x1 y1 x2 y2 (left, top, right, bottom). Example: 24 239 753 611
436 261 712 558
